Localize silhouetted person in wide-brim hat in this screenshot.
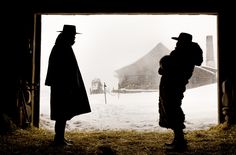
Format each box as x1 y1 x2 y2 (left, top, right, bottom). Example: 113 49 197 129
158 32 203 152
45 24 91 146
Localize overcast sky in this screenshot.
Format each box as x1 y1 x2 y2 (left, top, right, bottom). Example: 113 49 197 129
41 14 217 89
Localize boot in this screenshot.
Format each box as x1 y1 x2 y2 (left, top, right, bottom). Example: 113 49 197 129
54 135 66 146
64 138 73 145
165 129 187 152
53 136 73 146
53 119 73 146
166 139 187 152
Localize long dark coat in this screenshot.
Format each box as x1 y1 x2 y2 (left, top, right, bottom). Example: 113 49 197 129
45 36 91 120
158 42 203 129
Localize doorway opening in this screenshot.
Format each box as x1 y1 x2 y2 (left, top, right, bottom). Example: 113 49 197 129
40 14 218 131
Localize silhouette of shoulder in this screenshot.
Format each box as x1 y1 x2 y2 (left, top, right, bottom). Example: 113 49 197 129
191 42 203 66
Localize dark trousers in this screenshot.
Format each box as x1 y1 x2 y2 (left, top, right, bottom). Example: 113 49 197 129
54 119 67 142
173 128 185 142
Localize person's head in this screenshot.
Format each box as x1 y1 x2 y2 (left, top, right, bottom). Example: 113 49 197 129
172 32 192 47
57 25 81 45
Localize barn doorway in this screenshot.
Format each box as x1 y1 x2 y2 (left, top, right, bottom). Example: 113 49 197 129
39 14 218 131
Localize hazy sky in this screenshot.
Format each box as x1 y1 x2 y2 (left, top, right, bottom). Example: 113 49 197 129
41 14 217 89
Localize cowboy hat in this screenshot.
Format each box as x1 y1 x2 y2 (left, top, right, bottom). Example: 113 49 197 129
172 32 192 42
57 24 82 34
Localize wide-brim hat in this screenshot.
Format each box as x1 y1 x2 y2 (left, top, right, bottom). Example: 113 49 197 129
57 24 82 34
171 32 192 42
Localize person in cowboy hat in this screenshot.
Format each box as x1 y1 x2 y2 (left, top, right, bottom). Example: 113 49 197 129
158 32 203 151
45 24 91 146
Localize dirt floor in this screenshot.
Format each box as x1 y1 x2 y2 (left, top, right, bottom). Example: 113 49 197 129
0 124 236 155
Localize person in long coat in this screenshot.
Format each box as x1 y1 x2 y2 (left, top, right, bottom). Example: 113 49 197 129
45 25 91 145
158 32 203 151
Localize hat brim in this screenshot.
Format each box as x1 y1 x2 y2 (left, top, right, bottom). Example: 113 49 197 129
171 37 178 40
57 31 82 34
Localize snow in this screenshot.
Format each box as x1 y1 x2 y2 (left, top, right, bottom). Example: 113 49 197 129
40 83 218 131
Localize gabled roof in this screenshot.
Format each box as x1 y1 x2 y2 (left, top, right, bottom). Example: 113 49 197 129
115 42 170 76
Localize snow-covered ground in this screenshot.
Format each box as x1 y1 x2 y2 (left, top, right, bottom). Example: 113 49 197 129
40 83 218 131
